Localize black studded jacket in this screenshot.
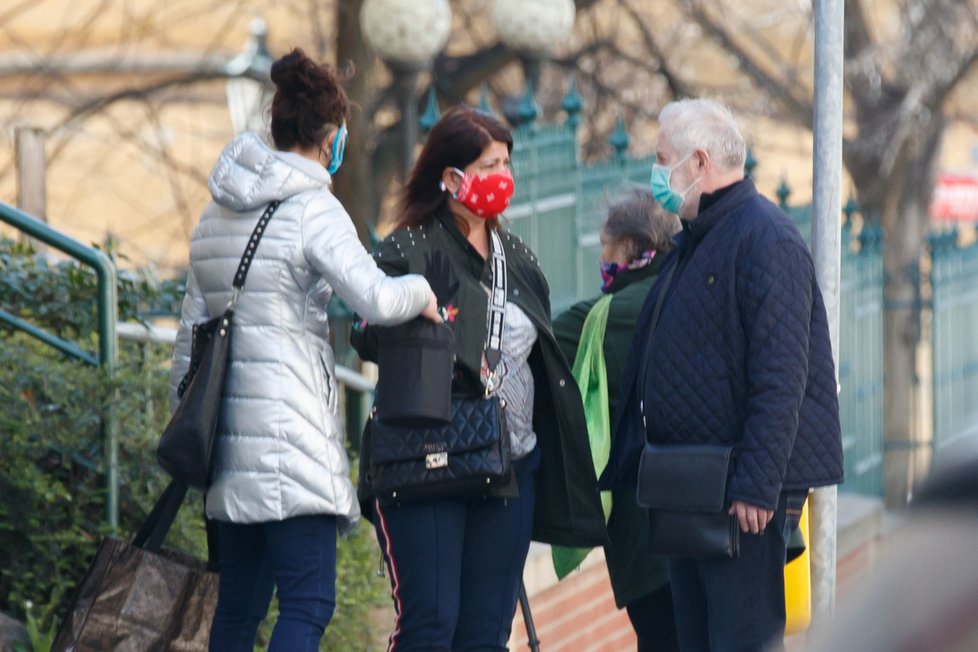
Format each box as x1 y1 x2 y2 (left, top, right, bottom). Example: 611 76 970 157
351 209 607 548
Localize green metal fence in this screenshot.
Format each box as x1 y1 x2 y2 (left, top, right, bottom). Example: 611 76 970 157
837 219 885 495
506 114 655 314
929 230 978 462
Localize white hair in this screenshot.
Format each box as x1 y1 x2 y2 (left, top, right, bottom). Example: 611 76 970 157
658 99 746 172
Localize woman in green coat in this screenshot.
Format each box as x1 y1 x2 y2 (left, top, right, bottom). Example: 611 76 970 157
553 188 681 652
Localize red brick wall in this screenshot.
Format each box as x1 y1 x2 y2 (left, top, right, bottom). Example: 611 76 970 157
506 494 886 652
509 551 635 652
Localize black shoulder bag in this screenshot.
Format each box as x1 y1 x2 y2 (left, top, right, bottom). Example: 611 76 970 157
158 201 281 489
364 229 512 502
634 252 740 559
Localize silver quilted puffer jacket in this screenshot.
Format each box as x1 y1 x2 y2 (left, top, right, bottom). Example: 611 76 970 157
169 132 431 532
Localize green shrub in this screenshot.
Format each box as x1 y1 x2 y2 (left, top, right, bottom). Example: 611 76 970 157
0 238 388 650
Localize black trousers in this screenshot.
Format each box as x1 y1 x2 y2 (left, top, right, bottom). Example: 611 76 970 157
626 583 679 652
666 491 807 652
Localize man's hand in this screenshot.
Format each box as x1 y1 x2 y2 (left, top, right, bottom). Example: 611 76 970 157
728 500 774 535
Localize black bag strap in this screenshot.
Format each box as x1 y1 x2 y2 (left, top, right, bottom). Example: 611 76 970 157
484 229 507 393
132 479 188 552
637 251 680 424
157 205 281 559
227 200 281 310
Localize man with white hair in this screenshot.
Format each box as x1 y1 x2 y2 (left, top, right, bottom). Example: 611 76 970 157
601 99 844 650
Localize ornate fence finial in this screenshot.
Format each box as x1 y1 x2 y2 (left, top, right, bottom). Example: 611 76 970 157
744 146 757 178
420 85 441 134
859 221 883 251
517 77 540 125
609 115 629 161
776 178 791 209
927 229 956 253
843 194 860 225
561 73 583 129
478 82 493 115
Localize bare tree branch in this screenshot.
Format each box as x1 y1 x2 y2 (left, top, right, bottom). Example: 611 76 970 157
617 0 693 99
0 51 228 76
0 0 37 24
681 0 814 127
52 70 251 133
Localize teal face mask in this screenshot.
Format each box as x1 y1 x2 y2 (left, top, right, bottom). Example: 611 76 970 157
649 155 695 215
326 124 347 175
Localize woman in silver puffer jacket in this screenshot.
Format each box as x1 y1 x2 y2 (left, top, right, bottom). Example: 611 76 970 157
169 49 439 652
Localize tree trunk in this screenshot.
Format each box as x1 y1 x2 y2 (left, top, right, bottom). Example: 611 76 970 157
334 0 377 246
877 114 945 507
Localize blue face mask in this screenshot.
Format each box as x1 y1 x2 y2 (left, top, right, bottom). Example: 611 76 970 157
326 124 347 175
649 155 695 215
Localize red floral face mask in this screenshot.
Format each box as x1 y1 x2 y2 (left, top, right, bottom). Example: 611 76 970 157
450 167 515 219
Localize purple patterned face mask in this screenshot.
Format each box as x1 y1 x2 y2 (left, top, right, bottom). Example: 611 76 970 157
599 260 622 293
599 249 657 293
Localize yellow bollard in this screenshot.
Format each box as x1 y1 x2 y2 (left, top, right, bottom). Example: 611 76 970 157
784 497 811 634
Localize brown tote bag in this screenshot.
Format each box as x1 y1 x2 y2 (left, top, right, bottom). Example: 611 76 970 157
51 481 217 652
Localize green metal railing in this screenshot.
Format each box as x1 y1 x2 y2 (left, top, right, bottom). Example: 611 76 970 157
837 219 885 495
929 230 978 461
0 202 120 529
505 110 655 314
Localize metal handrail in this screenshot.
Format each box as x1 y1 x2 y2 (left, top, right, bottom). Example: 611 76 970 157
117 321 375 387
117 320 376 412
0 201 120 529
0 307 99 365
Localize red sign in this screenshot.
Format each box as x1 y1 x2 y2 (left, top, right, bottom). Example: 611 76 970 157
930 171 978 222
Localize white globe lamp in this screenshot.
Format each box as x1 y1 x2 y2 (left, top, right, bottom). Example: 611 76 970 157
360 0 452 176
492 0 576 57
360 0 452 69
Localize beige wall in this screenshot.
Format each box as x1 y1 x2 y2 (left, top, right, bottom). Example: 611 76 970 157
0 0 339 273
2 0 975 275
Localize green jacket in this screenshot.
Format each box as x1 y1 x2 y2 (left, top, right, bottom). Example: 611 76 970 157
553 260 669 608
351 211 606 548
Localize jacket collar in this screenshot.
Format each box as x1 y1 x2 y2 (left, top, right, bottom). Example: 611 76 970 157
208 132 328 212
435 209 500 278
681 177 757 243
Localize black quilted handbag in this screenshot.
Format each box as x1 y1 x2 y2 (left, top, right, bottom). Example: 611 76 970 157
366 396 511 502
362 229 513 503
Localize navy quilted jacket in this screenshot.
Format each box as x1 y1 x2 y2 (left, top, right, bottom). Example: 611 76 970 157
600 179 844 510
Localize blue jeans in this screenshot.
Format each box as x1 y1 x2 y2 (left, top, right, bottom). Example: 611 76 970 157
666 490 807 652
372 447 540 652
208 514 337 652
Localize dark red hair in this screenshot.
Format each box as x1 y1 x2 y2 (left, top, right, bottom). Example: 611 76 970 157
396 106 513 232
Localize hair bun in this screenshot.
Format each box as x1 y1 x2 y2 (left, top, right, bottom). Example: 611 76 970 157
269 48 351 151
270 48 316 94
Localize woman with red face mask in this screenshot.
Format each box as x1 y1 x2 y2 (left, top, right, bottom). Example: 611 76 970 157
351 106 605 651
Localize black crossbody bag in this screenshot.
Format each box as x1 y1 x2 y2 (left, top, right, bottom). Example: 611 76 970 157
364 229 512 502
635 253 740 559
157 201 280 489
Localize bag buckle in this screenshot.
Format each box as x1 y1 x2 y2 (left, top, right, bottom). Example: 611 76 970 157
425 452 448 469
484 371 499 397
226 287 241 311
